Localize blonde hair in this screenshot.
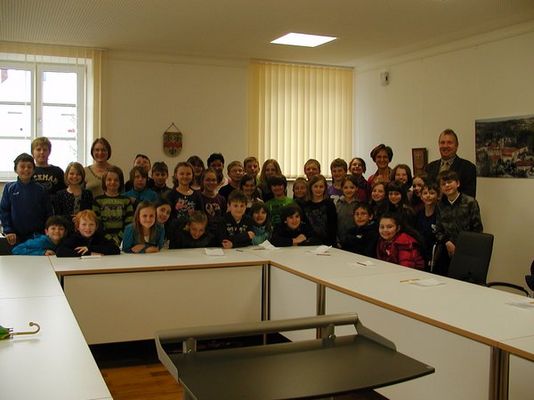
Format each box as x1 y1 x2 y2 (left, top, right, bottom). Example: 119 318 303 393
31 137 52 152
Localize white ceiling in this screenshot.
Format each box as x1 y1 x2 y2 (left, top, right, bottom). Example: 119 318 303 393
2 0 534 66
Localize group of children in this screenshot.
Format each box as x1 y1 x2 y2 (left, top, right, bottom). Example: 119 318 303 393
1 137 483 274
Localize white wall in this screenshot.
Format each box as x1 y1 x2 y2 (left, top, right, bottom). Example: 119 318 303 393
101 52 249 176
355 27 534 286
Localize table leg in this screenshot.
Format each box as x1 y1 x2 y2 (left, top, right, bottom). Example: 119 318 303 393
316 283 326 338
489 347 509 400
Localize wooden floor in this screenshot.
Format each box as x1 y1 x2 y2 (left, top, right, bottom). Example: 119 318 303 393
100 362 388 400
95 340 388 400
101 363 184 400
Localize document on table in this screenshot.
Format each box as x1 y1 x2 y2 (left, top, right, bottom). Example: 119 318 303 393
310 245 332 255
205 248 225 256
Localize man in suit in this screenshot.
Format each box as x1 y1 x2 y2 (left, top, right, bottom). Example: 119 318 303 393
425 129 477 198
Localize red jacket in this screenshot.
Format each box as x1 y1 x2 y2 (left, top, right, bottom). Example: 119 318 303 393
377 232 424 269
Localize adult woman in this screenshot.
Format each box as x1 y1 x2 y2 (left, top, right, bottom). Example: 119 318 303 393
84 138 113 197
367 144 393 187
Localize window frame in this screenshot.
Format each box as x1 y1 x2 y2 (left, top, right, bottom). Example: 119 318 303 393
0 59 88 180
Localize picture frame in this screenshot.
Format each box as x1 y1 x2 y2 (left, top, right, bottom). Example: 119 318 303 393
412 148 428 176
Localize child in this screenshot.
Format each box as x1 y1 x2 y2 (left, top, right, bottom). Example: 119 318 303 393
243 156 260 181
123 166 158 207
410 173 426 213
258 159 282 202
31 137 66 195
369 181 387 221
12 216 68 255
376 212 424 269
219 161 245 200
151 161 172 200
291 177 308 207
56 210 120 257
390 164 413 193
156 199 173 247
327 158 348 201
239 174 263 213
206 153 226 189
302 174 337 245
122 201 165 253
271 204 320 247
250 202 272 245
265 175 294 227
304 159 321 181
200 168 227 231
216 190 255 248
187 155 205 191
124 154 154 191
348 157 370 203
168 162 203 227
416 180 440 270
0 153 52 246
386 180 416 228
434 170 483 275
93 166 134 247
53 162 93 231
336 175 359 245
170 211 214 249
341 203 379 257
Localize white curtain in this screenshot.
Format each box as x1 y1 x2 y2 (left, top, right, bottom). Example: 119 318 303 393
249 60 353 177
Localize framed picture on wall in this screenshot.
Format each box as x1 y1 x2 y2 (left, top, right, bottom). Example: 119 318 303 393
412 148 428 176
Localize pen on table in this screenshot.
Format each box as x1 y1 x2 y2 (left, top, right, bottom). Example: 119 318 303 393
400 278 420 283
316 253 331 256
355 261 367 266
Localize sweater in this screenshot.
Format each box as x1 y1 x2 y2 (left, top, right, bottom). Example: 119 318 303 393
56 231 120 257
341 222 379 258
215 213 254 248
122 223 165 253
12 234 58 255
301 199 337 245
0 178 52 242
270 222 321 247
92 194 134 246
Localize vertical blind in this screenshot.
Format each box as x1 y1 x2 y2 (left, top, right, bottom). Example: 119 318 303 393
249 60 353 177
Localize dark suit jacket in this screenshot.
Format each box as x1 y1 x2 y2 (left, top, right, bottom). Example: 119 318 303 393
425 156 477 198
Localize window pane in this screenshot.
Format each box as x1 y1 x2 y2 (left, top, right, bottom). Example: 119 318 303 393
48 139 77 170
0 138 31 172
0 104 31 137
42 105 77 138
42 71 77 104
0 69 31 102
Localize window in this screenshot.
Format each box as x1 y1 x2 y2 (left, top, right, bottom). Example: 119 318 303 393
248 61 353 178
0 44 102 180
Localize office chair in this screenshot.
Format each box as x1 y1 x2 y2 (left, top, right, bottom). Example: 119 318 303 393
486 260 533 297
448 231 494 285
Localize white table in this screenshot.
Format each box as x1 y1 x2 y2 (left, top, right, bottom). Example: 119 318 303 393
50 248 270 344
0 256 111 400
260 246 534 400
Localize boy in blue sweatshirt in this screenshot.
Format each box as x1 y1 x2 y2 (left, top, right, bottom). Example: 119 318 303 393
12 216 68 255
0 153 53 246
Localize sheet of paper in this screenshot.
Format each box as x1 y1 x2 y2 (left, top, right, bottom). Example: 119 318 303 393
81 254 102 259
258 240 278 250
309 245 332 255
410 278 445 287
507 301 534 310
205 248 225 256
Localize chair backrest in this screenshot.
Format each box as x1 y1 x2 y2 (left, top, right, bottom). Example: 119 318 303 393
448 231 494 285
